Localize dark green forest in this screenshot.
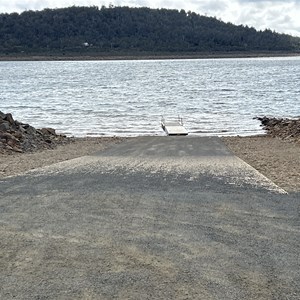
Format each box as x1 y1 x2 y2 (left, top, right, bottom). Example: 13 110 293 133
1 5 300 56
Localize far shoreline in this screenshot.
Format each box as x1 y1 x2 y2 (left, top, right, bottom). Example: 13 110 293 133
1 51 300 61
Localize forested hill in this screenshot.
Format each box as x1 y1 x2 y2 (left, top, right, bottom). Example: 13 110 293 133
1 5 300 56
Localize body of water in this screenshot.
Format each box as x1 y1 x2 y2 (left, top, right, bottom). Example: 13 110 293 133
1 57 300 136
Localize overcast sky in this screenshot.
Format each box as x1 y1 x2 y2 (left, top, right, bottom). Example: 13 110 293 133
0 0 299 37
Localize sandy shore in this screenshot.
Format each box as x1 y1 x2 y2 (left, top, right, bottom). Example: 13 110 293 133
1 135 299 193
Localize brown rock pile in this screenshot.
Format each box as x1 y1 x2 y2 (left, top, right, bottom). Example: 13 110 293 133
0 111 73 154
255 116 300 142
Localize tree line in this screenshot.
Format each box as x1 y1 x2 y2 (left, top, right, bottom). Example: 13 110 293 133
0 5 299 55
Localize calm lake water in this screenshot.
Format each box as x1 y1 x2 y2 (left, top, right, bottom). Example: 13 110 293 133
1 57 300 137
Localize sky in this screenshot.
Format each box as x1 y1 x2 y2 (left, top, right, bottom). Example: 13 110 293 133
0 0 300 37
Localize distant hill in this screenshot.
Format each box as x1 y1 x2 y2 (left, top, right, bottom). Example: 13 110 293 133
0 6 300 56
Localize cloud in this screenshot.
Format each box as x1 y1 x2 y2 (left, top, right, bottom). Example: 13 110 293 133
232 0 300 35
237 0 298 2
196 0 228 12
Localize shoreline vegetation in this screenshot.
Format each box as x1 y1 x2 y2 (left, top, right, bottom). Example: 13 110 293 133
1 51 300 61
1 111 299 192
1 6 300 59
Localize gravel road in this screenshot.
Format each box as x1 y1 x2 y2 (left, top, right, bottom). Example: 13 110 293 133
0 136 299 299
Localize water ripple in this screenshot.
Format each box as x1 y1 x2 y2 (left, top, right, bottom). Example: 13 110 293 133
1 57 300 137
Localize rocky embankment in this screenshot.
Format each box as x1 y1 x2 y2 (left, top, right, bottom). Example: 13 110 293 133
255 116 300 142
0 111 72 154
1 112 299 155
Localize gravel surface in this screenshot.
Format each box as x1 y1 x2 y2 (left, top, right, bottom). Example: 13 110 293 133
0 137 125 179
1 135 299 193
0 136 299 299
222 136 300 192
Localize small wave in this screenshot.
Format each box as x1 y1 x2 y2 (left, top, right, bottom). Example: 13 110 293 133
2 58 299 138
220 88 236 92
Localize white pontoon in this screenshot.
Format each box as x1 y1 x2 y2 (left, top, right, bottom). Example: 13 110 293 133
161 116 188 136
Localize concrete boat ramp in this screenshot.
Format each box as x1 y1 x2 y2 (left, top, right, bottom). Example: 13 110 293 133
0 137 298 299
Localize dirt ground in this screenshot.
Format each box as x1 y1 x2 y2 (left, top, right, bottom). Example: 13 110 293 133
222 135 300 193
0 137 125 179
1 135 299 193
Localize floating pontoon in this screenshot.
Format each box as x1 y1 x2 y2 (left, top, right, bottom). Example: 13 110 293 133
161 116 188 136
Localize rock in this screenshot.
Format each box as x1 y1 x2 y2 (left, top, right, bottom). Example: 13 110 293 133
0 111 6 119
12 131 23 139
25 126 36 135
7 139 18 147
255 116 300 142
39 128 56 135
47 128 56 135
12 147 23 153
0 132 18 142
5 145 13 151
0 111 72 154
4 113 14 124
18 126 26 134
22 124 30 129
0 122 10 131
